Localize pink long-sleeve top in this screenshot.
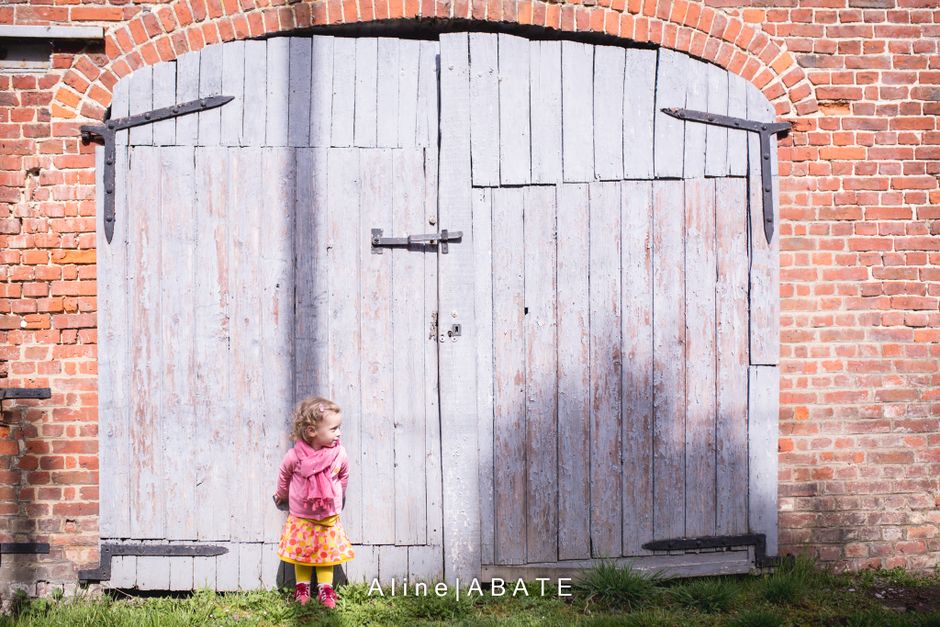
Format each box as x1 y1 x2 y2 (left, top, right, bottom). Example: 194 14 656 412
275 440 349 520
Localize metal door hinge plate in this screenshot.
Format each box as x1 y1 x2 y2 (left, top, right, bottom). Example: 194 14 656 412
80 96 234 245
78 543 229 583
662 107 790 244
643 533 774 568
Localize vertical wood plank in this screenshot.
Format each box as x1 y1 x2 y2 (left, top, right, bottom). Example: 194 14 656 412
127 146 163 539
472 188 495 564
331 38 356 147
377 38 400 148
562 41 594 182
345 545 377 583
327 148 362 540
523 185 558 563
266 37 290 147
97 135 130 538
392 148 428 546
716 178 749 535
748 86 780 366
260 148 295 543
396 39 421 148
437 33 480 583
621 180 654 555
652 180 685 540
415 40 439 148
408 545 443 582
108 556 137 589
589 181 622 558
151 61 176 145
294 148 330 399
309 36 334 148
215 543 240 591
593 46 625 181
238 543 263 590
704 64 728 177
161 146 197 542
194 554 216 589
288 37 313 147
498 33 530 185
354 37 378 148
748 365 780 556
491 187 526 565
683 178 717 538
242 40 267 146
128 66 153 145
469 33 499 186
683 60 708 179
193 146 231 542
360 148 395 544
556 183 591 560
228 147 265 543
530 40 562 184
169 552 194 591
261 543 280 589
653 49 686 179
378 546 409 584
421 47 443 544
220 41 245 147
176 52 200 145
726 74 748 176
623 49 656 180
198 43 223 146
137 541 171 590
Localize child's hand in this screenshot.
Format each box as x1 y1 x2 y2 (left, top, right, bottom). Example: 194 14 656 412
272 494 285 506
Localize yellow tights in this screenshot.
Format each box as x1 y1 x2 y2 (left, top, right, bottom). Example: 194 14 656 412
295 564 333 586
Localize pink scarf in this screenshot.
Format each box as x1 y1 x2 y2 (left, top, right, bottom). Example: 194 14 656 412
295 438 341 515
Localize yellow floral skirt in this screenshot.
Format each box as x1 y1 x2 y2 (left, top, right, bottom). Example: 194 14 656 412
277 514 355 566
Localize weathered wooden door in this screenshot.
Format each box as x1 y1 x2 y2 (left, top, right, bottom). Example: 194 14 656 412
437 33 780 580
97 35 445 590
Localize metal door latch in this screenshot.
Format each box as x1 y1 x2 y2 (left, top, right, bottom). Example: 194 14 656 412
661 107 790 244
371 228 463 254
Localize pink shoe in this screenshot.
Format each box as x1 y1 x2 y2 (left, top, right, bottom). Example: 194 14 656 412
317 583 338 609
294 582 311 606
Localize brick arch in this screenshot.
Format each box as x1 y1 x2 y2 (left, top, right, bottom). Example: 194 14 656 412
53 0 818 122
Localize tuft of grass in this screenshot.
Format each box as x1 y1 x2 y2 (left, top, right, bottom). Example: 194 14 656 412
392 586 480 621
760 554 823 605
573 561 662 611
727 607 786 627
668 577 738 613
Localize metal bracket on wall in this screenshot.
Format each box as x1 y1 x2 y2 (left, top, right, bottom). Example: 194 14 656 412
661 107 790 244
0 542 50 561
78 543 229 584
0 388 52 419
643 533 774 568
79 96 234 245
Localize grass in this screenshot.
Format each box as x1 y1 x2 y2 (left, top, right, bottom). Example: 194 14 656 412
3 559 940 626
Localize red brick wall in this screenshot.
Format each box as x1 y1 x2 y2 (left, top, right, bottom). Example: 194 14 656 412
0 0 937 591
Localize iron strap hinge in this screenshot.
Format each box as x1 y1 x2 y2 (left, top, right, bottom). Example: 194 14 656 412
371 228 463 254
643 533 773 568
80 96 234 245
78 543 229 583
661 107 790 245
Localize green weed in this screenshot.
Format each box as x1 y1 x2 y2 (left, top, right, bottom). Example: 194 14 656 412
573 561 662 610
668 577 738 613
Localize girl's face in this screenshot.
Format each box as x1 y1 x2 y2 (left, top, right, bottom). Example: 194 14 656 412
306 411 342 449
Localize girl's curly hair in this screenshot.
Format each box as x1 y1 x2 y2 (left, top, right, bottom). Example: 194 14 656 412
291 396 341 443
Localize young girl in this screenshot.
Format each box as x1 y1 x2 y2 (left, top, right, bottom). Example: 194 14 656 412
273 396 355 608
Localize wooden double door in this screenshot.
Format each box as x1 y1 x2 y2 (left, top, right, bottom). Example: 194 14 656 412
97 32 779 590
